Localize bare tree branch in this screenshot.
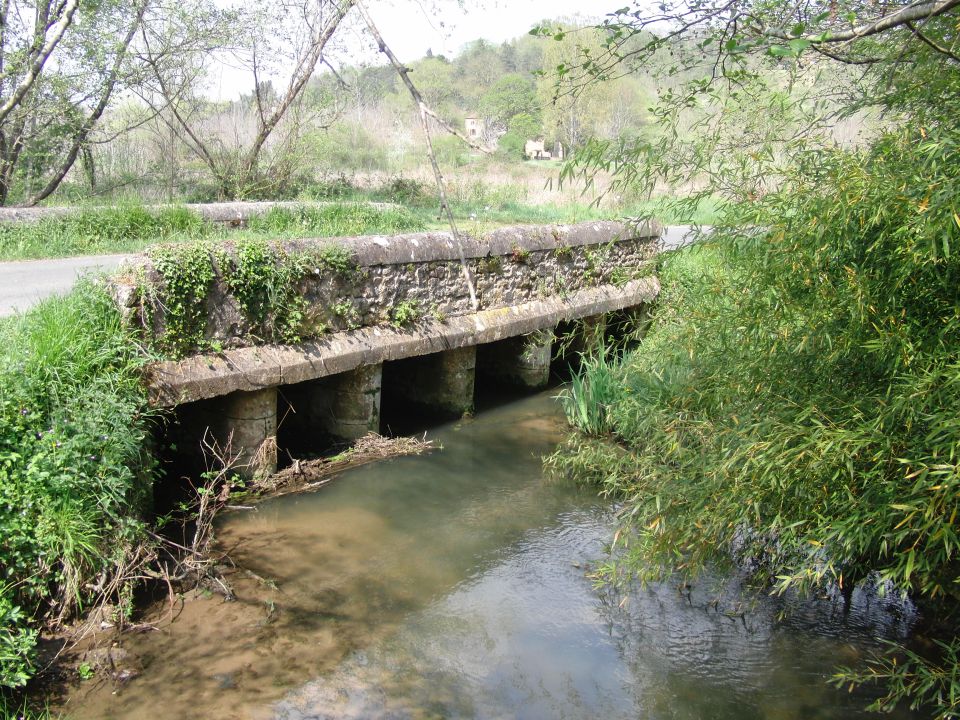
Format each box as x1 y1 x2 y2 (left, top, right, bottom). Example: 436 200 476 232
240 0 357 178
420 104 493 155
356 0 479 311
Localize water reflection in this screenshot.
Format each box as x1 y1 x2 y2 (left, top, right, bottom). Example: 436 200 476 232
274 503 915 720
63 392 921 720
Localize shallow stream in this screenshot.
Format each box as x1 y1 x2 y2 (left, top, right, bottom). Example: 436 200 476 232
65 391 921 719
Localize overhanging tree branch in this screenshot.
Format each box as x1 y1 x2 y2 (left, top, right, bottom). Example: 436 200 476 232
905 19 960 63
765 0 960 43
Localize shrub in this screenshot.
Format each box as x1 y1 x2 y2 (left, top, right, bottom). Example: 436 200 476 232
0 282 155 687
309 123 390 173
496 131 526 160
371 177 433 207
552 120 960 716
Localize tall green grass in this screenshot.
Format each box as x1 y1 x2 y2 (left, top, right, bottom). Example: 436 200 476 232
0 282 155 689
0 202 425 261
0 696 54 720
558 347 624 437
246 203 423 236
0 205 211 260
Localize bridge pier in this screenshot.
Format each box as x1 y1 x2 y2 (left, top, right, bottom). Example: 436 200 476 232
289 364 383 444
215 388 277 481
385 346 476 419
478 330 555 390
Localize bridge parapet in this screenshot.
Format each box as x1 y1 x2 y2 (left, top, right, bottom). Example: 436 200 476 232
115 219 660 359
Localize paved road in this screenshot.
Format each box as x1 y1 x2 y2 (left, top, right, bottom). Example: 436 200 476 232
0 225 705 318
660 224 702 251
0 254 130 318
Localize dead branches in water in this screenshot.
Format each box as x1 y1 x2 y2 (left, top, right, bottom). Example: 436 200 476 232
252 432 436 499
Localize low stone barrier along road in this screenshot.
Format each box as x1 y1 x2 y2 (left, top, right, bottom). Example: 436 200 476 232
0 226 704 318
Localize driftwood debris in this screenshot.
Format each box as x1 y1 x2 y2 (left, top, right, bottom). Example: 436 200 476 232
249 432 436 500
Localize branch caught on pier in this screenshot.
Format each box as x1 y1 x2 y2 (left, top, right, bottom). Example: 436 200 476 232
253 432 436 498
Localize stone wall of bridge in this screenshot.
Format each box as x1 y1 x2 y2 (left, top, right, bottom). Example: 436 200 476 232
115 219 660 353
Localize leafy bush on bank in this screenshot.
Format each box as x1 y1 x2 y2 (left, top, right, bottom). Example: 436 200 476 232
553 122 960 716
0 282 155 689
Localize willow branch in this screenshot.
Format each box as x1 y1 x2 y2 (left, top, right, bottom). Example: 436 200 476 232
357 0 478 311
905 20 960 63
765 0 960 43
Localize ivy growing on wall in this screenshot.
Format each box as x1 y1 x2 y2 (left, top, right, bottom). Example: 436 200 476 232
142 239 359 358
145 242 218 357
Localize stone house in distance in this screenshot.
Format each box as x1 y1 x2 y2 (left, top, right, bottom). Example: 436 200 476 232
524 139 565 161
465 118 485 140
463 118 565 161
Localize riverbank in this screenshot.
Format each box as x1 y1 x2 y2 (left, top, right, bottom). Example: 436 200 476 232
551 121 960 718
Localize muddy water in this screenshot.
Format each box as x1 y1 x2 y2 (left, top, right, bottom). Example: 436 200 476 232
66 392 921 719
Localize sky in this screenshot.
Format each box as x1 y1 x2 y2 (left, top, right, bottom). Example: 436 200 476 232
362 0 627 60
206 0 630 99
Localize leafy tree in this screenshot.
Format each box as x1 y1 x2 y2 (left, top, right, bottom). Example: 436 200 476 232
545 1 960 716
453 39 507 106
478 73 539 136
0 0 150 206
507 112 541 141
501 33 544 75
535 24 617 149
403 55 461 118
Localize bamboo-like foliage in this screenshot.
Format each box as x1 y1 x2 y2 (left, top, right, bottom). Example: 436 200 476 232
541 1 960 714
554 120 960 716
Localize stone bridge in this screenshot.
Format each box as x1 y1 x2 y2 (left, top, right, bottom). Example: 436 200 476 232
116 219 662 478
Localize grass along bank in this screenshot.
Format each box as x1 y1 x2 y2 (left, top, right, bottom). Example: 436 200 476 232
0 282 156 696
